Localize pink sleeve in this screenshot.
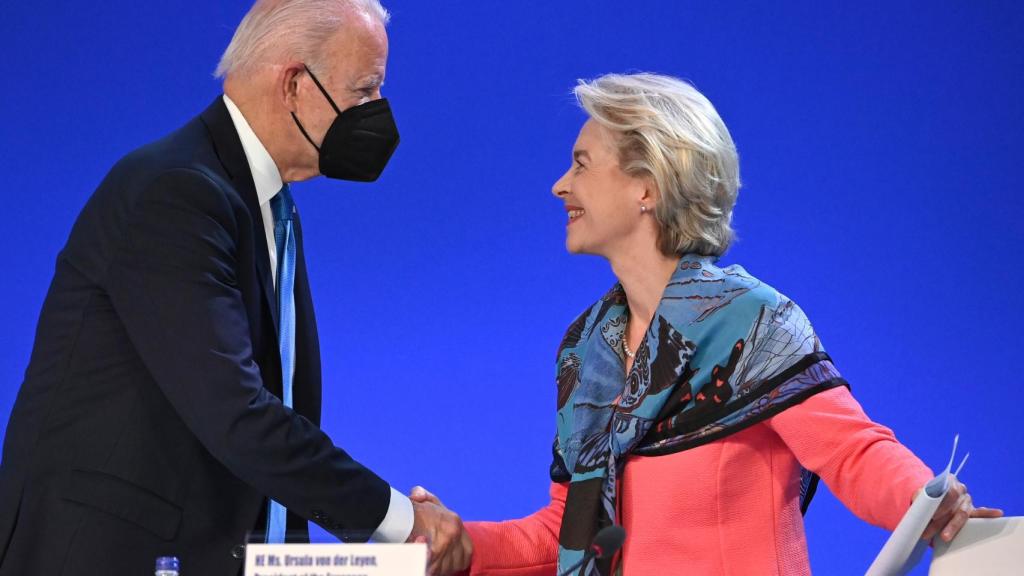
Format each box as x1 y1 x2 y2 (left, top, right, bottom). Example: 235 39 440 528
459 481 567 576
767 386 934 530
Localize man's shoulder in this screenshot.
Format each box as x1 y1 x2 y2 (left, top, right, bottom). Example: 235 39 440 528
74 103 246 244
113 113 224 188
83 106 248 223
57 105 242 282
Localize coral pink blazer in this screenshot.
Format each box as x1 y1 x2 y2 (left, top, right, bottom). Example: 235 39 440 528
463 387 933 575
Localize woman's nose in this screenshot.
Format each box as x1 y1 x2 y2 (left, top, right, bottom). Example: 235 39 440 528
551 169 570 198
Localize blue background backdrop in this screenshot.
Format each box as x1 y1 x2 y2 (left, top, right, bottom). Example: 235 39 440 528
2 1 1022 573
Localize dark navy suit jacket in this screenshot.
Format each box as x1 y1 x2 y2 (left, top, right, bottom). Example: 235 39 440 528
0 97 391 575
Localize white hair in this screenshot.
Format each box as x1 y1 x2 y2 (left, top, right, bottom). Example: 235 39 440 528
574 73 741 257
214 0 390 79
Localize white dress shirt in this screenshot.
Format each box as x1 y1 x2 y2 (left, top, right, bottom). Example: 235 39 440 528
222 95 413 543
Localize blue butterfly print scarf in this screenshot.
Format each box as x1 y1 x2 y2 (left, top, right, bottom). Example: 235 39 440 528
551 256 847 575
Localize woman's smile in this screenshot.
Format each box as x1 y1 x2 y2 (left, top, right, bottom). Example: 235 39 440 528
566 206 586 225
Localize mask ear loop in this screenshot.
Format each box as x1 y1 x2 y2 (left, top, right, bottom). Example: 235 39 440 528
289 64 344 152
302 64 343 115
290 111 321 152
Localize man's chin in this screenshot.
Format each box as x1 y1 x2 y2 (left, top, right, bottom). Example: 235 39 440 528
283 164 322 183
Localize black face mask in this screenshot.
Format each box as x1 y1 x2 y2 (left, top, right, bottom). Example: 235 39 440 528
291 64 399 182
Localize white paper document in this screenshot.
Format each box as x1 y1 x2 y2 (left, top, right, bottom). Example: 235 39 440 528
865 434 969 576
244 543 427 576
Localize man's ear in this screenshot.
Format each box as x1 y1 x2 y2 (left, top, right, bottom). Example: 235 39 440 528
279 62 306 112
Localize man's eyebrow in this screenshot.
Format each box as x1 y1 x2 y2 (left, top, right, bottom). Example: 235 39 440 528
354 75 384 90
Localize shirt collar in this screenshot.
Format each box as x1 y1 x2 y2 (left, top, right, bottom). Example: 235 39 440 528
222 94 283 207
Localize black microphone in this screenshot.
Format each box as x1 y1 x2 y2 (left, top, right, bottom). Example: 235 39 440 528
557 525 626 576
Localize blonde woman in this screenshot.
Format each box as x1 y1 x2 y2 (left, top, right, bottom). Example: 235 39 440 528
417 73 1000 575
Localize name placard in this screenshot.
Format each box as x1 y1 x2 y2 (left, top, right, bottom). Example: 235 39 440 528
244 543 426 576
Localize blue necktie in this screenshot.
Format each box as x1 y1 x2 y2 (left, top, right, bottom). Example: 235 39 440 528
266 185 296 544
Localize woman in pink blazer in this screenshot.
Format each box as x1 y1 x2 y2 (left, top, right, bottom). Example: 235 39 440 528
417 73 1001 576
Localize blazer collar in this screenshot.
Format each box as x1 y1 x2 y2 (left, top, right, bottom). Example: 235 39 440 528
199 95 280 331
222 94 283 208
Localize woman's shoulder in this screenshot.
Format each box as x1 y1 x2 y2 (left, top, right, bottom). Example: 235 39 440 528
715 260 788 307
661 257 795 329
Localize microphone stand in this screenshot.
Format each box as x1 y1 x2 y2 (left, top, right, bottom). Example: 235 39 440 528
557 524 626 576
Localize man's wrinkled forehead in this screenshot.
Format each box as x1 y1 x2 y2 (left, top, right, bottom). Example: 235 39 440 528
316 9 388 80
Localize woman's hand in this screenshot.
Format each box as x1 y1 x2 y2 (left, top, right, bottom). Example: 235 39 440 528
922 476 1003 543
409 486 474 575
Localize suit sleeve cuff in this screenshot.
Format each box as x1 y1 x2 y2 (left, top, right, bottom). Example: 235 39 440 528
372 487 414 543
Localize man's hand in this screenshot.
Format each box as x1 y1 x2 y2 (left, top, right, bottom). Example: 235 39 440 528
922 476 1003 543
407 486 473 575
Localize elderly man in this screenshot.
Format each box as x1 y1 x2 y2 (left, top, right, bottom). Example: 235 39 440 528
0 1 468 574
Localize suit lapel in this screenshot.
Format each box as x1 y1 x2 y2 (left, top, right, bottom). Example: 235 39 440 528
198 96 323 420
199 97 279 333
290 211 322 423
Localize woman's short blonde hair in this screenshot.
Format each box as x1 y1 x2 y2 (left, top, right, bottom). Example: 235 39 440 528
574 73 740 257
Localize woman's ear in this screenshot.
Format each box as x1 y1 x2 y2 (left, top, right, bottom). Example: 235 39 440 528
640 176 660 209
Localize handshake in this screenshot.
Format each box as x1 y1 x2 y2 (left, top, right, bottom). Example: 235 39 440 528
406 486 473 575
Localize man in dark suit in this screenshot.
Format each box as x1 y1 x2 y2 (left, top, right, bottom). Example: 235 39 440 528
0 1 470 574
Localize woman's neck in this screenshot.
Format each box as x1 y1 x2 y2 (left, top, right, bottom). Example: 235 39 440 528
609 246 681 336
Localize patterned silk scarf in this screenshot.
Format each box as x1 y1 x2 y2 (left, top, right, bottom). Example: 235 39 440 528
551 256 847 575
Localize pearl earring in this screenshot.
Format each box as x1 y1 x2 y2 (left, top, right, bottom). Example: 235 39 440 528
640 204 648 214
